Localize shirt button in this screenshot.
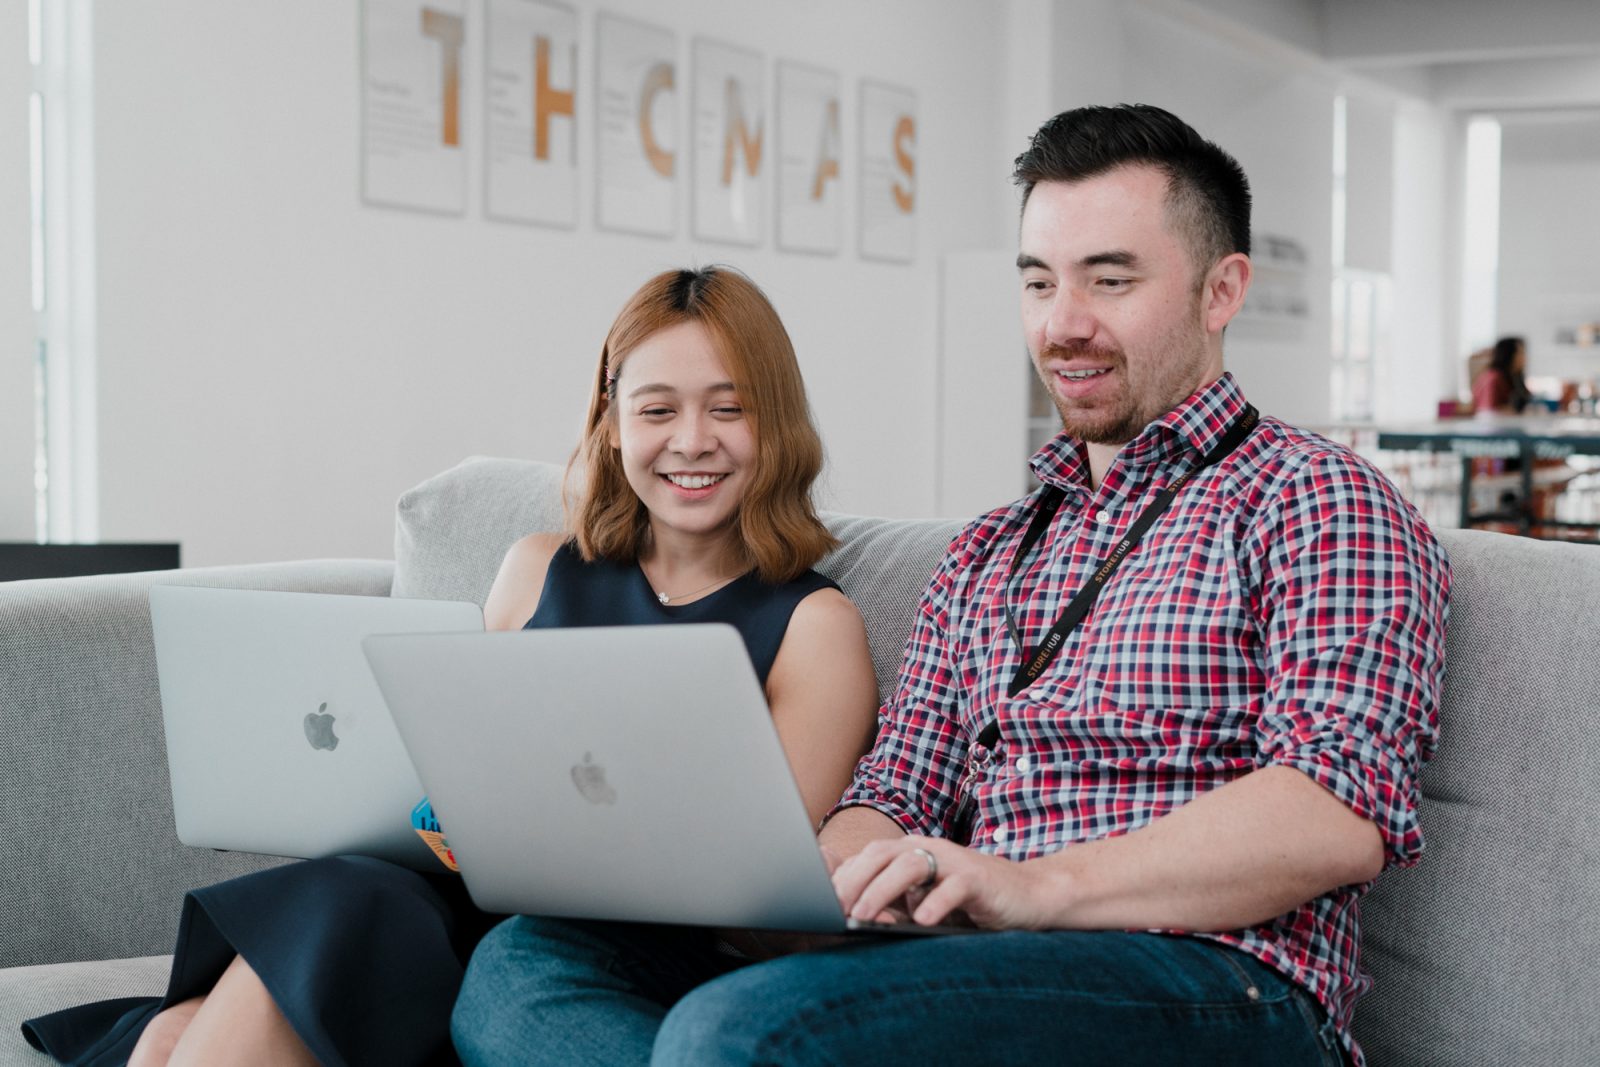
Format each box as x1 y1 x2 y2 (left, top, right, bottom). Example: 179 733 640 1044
1096 508 1112 524
993 825 1009 843
1015 757 1031 773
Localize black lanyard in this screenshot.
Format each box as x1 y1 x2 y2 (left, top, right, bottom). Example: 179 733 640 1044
982 403 1260 744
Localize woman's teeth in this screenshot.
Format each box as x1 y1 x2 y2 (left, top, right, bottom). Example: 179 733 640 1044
664 473 726 489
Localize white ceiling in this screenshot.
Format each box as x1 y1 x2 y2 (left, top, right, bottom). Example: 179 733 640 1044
1184 0 1600 118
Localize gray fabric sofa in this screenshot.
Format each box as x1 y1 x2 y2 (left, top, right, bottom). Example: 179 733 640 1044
3 456 1597 1066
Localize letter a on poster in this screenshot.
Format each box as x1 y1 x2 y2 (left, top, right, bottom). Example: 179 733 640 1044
858 81 916 263
597 14 677 237
776 61 841 255
691 39 764 246
486 0 578 227
362 0 468 214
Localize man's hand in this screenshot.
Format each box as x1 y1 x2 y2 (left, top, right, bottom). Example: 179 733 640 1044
831 836 1053 929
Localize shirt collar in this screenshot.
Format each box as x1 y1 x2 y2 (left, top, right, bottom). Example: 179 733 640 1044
1028 373 1252 491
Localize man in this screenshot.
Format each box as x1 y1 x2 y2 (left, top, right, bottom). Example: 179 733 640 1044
456 105 1449 1067
661 104 1447 1065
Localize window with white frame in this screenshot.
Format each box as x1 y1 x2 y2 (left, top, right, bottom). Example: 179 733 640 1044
28 0 97 543
1330 94 1394 423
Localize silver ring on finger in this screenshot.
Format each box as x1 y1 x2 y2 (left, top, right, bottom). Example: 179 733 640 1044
911 847 938 889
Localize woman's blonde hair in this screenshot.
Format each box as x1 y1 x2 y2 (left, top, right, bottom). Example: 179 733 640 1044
567 267 837 582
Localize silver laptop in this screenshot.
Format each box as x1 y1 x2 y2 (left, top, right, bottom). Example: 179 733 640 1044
151 586 482 868
363 624 966 934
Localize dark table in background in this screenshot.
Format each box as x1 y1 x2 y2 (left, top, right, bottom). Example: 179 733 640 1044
0 542 181 581
1374 415 1600 537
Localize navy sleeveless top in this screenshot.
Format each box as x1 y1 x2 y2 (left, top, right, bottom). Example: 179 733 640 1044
524 542 840 686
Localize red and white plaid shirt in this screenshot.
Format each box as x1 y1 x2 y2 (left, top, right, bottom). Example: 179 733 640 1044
834 373 1450 1065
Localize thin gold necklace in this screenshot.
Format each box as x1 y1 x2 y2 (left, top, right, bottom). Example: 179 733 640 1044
652 573 737 605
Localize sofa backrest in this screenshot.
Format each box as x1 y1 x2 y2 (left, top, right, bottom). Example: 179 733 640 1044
393 457 962 701
392 456 568 607
399 457 1600 1065
0 560 394 968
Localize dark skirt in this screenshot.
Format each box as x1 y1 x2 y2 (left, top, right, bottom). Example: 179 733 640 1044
23 855 492 1067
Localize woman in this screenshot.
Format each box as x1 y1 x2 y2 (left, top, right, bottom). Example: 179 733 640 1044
24 266 880 1067
1472 335 1531 415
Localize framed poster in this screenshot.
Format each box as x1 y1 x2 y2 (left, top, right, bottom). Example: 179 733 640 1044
691 39 764 246
858 81 916 262
485 0 579 227
362 0 468 214
775 61 841 255
596 13 677 236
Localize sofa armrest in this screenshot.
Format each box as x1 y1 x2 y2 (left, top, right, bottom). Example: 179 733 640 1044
0 559 394 968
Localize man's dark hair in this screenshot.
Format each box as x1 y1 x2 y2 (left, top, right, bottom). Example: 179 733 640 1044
1013 104 1252 270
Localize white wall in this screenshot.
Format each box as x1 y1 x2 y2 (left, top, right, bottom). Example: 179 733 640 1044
1431 55 1600 111
1324 0 1600 65
1497 117 1600 384
965 0 1447 443
1 4 34 541
1118 5 1339 426
1342 94 1394 275
9 0 1471 565
953 0 1350 500
90 0 1008 566
1387 98 1454 416
938 250 1028 518
1069 2 1460 426
1177 0 1325 57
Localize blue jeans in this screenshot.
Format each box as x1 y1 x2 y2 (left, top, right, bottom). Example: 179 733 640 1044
453 915 1346 1066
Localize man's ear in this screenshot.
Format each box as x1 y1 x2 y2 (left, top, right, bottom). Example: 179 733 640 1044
1203 252 1252 334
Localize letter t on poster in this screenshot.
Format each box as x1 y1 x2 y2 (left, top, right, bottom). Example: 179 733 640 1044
486 0 579 227
362 0 468 215
596 14 677 237
858 81 916 263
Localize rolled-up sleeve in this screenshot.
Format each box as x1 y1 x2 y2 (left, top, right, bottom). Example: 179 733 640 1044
829 529 975 838
1245 452 1451 871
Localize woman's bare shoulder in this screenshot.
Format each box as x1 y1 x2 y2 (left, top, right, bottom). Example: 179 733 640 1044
505 531 568 567
789 585 865 629
484 532 568 630
780 585 870 663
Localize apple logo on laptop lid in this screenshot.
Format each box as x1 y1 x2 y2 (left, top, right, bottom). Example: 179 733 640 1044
304 702 340 751
570 752 617 805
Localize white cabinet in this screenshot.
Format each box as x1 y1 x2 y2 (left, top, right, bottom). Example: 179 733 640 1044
936 250 1035 517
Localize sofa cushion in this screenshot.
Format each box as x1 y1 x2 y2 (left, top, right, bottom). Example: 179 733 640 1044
392 457 567 606
1352 528 1600 1066
0 955 170 1066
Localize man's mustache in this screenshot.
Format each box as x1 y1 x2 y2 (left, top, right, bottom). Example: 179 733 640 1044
1039 340 1124 365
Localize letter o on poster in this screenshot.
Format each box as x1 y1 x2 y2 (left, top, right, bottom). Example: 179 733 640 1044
858 81 916 263
597 13 678 237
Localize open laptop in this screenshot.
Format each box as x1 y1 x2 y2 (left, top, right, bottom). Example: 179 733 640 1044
151 586 482 869
362 624 968 935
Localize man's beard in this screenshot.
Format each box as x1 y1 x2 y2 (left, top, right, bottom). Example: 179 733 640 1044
1034 340 1148 446
1035 305 1215 446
